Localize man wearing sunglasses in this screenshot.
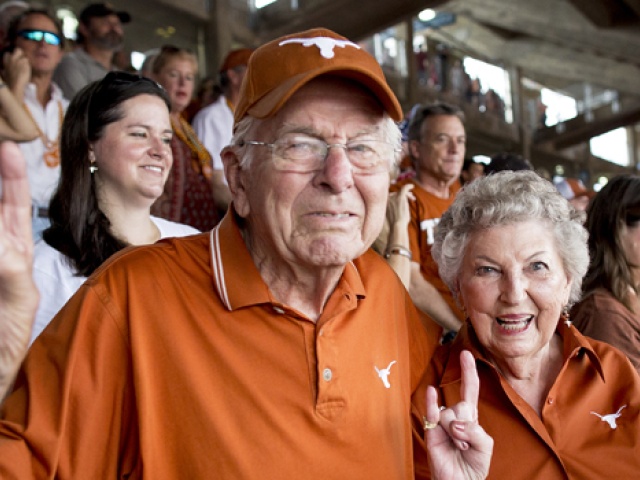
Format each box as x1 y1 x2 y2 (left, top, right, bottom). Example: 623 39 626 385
4 8 68 240
53 3 130 100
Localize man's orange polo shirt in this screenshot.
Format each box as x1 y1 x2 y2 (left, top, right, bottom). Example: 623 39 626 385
0 212 434 478
412 321 640 479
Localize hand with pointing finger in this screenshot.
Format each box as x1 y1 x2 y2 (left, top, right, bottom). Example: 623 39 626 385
424 350 493 480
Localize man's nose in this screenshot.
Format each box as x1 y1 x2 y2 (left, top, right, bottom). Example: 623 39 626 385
314 145 355 193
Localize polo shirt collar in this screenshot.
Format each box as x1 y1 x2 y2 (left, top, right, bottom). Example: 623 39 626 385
439 318 606 387
209 210 365 312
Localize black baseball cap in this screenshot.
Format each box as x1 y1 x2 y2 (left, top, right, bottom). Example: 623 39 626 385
79 3 131 24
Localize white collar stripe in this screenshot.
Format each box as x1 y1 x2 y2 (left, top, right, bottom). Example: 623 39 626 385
209 226 231 310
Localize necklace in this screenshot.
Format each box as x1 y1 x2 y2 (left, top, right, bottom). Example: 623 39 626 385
23 100 64 168
171 116 213 180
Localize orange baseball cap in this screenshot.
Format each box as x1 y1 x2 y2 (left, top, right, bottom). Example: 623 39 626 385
219 48 254 73
234 28 403 124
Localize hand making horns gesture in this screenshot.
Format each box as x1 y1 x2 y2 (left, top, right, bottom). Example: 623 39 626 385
424 350 493 480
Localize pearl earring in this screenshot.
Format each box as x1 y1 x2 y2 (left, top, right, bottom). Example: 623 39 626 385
89 150 98 173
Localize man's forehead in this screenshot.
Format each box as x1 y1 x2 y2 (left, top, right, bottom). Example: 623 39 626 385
423 114 465 134
89 13 121 23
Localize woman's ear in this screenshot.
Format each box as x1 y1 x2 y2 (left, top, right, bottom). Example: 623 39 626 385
222 146 249 218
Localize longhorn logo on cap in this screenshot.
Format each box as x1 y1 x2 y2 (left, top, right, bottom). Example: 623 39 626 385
279 37 361 59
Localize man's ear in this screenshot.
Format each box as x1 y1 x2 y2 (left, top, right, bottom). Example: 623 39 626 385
222 146 249 218
408 140 420 160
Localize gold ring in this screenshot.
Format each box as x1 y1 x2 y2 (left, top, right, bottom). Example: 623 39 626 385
422 416 438 430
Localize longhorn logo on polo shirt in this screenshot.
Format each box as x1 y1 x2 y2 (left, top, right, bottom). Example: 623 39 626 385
590 405 626 429
375 360 397 389
279 37 361 59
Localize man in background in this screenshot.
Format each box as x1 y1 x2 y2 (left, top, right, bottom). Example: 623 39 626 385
5 8 68 240
193 48 253 214
0 0 28 48
459 157 484 185
53 2 130 100
391 103 467 345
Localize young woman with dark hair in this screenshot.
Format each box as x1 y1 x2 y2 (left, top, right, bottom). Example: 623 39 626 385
571 174 640 372
31 72 198 343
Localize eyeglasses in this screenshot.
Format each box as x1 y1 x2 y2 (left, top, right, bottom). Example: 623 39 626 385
242 133 395 174
17 29 61 46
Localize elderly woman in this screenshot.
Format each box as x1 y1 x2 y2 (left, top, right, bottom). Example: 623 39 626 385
571 174 640 372
412 171 640 479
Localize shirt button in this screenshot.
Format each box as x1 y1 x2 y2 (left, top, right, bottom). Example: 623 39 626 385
548 398 554 404
322 368 333 381
319 329 324 336
273 306 285 314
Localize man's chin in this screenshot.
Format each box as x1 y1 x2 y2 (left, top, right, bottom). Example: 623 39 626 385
298 237 365 267
93 36 123 51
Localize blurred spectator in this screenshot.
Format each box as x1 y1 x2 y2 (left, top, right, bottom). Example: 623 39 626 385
571 174 640 373
0 0 28 48
415 43 428 85
448 58 467 97
150 45 220 231
53 3 130 100
460 158 484 185
5 8 68 240
555 177 594 212
112 48 135 72
537 97 548 128
192 48 253 215
391 102 467 343
183 74 217 122
465 77 482 108
433 43 449 90
484 88 505 120
485 152 533 175
138 48 158 78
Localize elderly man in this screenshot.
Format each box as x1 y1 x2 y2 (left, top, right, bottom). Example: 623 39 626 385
0 29 490 478
390 103 467 345
53 3 130 100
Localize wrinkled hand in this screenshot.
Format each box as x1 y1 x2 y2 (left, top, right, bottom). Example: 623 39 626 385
425 350 493 480
0 142 37 397
387 183 414 228
2 48 31 90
